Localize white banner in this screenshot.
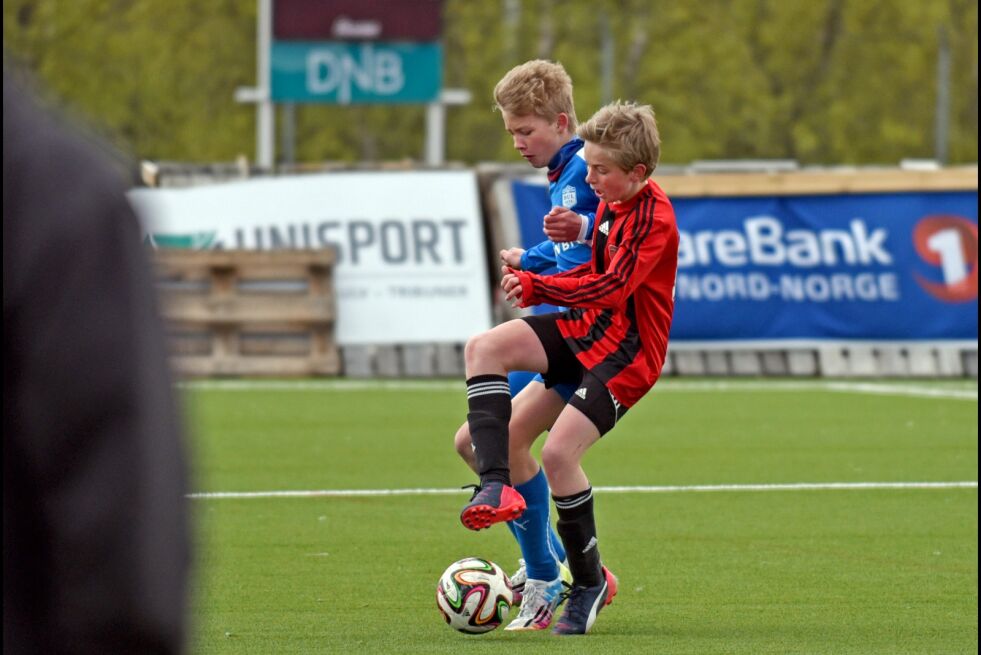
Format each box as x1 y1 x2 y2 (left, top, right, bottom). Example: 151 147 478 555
129 171 492 345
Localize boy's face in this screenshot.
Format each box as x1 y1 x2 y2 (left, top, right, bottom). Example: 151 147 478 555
501 111 570 169
583 142 647 203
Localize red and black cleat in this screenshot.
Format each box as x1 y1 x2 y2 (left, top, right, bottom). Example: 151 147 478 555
460 482 526 531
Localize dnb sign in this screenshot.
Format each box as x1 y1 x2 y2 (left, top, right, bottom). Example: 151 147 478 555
270 41 442 104
270 0 443 104
306 45 405 103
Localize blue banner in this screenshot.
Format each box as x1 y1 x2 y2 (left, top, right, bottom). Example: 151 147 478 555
510 180 978 341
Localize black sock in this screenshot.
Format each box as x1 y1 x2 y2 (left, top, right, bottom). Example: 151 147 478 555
466 374 512 486
554 487 603 587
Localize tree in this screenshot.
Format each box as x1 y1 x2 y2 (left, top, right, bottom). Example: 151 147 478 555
4 0 977 166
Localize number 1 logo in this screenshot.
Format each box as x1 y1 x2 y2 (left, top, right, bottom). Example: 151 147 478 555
912 216 978 302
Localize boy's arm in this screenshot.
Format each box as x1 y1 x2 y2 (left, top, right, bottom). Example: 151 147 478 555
512 211 675 309
544 155 598 243
518 239 559 273
580 211 596 242
543 207 593 243
550 261 592 278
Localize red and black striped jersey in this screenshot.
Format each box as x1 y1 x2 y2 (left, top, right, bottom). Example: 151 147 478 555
511 178 679 407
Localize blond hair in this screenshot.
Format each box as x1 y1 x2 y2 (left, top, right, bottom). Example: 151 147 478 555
493 60 577 127
577 101 661 176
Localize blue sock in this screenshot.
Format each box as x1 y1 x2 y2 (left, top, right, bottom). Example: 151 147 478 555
508 468 565 581
505 518 565 562
547 517 567 566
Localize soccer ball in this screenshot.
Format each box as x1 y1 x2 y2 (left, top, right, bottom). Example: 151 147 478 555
436 557 513 634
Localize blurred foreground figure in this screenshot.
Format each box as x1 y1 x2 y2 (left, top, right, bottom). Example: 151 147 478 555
3 72 190 654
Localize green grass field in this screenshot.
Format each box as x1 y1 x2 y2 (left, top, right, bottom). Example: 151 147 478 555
183 379 978 654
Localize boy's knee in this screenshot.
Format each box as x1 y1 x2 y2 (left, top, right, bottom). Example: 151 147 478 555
540 443 571 478
463 331 498 368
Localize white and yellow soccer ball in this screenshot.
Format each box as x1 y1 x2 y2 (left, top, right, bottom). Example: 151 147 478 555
435 557 513 634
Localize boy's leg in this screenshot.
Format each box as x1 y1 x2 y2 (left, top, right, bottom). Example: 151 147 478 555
511 469 559 579
453 421 477 472
460 373 524 530
506 380 570 581
507 369 538 397
501 382 570 631
455 378 569 612
542 406 605 587
460 320 549 530
502 314 586 563
542 388 622 635
547 519 568 567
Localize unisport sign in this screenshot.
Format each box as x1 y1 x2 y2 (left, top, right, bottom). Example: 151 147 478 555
129 171 491 345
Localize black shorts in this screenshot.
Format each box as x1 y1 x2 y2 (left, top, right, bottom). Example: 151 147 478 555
522 313 628 436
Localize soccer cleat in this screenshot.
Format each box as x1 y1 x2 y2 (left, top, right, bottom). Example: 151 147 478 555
551 566 619 636
510 559 527 606
504 576 566 631
559 560 574 591
460 482 526 531
512 558 572 607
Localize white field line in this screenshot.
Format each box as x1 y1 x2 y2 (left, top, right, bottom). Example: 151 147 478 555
188 480 978 500
179 379 978 401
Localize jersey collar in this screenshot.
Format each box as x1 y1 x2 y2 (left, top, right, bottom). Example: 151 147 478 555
547 136 584 183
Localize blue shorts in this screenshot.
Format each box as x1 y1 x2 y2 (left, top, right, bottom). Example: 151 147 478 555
508 371 577 402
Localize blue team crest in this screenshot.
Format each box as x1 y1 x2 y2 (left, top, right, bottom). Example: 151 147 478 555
561 185 577 208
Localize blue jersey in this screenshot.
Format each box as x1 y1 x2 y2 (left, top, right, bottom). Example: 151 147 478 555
509 137 598 398
519 137 598 275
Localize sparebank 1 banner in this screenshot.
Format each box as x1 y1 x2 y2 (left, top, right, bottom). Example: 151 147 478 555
510 179 978 342
129 171 492 345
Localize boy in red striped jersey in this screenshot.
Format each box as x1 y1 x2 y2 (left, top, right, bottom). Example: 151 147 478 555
454 59 596 632
460 101 678 635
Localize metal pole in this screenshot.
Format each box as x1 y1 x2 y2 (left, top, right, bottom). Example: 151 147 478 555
934 24 951 165
424 89 472 167
257 0 275 170
281 102 296 167
425 101 445 166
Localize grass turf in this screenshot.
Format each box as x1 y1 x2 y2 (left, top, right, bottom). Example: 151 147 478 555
184 379 978 654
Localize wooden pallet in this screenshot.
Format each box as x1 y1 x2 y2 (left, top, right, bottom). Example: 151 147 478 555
154 249 340 377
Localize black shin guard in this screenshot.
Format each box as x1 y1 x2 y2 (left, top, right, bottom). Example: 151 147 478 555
554 487 603 587
466 375 512 486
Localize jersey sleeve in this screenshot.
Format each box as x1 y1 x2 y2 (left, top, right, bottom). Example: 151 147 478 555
519 239 559 274
516 204 674 309
578 212 595 244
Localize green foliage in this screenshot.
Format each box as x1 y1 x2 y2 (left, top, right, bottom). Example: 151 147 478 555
4 0 978 165
4 0 256 160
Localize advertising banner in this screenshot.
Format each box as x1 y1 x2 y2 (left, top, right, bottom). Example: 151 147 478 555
270 41 442 104
130 171 492 345
273 0 443 41
510 178 978 342
270 0 444 104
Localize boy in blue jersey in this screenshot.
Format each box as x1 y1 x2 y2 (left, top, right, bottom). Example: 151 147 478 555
452 60 599 631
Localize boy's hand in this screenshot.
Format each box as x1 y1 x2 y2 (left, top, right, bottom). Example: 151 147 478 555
543 206 586 243
501 268 524 307
500 247 524 272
